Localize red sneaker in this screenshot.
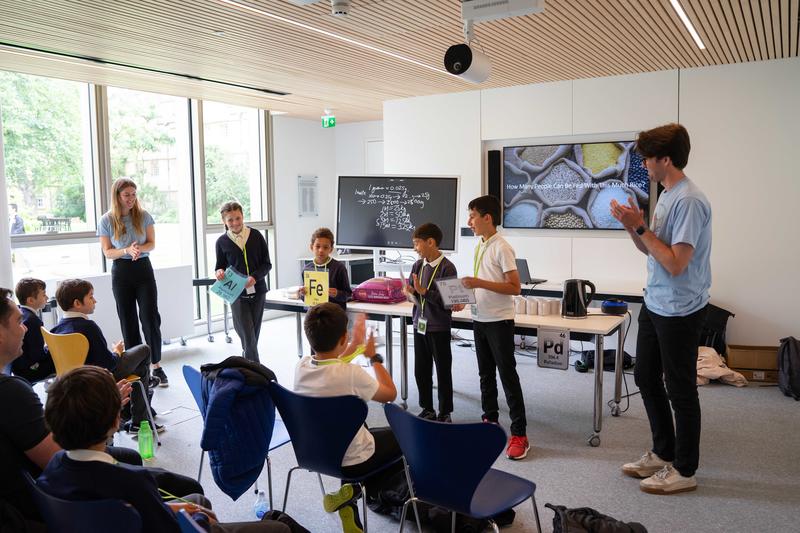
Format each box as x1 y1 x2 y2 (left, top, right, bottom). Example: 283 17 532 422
506 435 530 460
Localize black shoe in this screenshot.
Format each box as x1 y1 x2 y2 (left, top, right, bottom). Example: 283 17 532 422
126 421 166 434
152 367 169 387
148 374 161 389
437 412 452 423
418 409 437 421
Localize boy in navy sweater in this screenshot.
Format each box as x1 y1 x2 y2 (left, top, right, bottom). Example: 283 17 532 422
299 228 352 311
403 223 463 423
50 279 159 433
13 278 55 382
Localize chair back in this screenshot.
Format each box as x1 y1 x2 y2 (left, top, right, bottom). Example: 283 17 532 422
22 470 142 533
41 327 89 376
384 402 506 515
183 365 205 411
177 509 207 532
269 382 368 477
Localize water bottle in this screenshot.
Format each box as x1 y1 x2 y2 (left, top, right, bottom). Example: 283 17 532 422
138 421 154 460
253 490 269 519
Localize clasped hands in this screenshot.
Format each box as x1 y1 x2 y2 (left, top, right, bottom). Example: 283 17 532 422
610 197 645 230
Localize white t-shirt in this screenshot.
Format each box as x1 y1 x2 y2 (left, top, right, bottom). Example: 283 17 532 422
293 356 379 466
471 233 517 322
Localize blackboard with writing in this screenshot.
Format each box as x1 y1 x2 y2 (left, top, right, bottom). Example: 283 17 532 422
336 175 459 251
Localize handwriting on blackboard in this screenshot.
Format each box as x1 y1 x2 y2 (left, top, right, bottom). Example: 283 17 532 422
355 185 430 232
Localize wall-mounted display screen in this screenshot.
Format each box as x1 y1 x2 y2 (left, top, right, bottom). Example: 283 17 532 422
502 141 650 230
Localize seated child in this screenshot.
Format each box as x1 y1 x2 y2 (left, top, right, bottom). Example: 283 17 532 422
294 303 402 533
403 223 463 423
299 228 352 310
38 366 291 533
50 278 161 433
13 278 56 382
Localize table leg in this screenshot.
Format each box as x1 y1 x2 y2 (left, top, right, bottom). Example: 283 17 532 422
400 317 408 410
612 322 625 417
295 312 303 358
205 289 214 342
385 316 394 376
589 334 604 447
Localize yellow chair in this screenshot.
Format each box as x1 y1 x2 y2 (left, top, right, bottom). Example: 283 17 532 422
41 327 160 445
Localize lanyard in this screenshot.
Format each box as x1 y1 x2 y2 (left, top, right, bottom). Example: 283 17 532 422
419 260 442 315
311 345 365 365
313 257 332 272
242 241 250 276
473 241 489 277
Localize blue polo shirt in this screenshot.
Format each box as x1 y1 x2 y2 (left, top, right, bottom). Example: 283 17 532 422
97 211 155 259
644 177 712 317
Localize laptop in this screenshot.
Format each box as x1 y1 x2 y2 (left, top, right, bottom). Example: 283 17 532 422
515 258 547 285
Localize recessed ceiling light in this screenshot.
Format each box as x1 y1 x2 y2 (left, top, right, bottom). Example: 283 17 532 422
669 0 706 50
212 30 226 37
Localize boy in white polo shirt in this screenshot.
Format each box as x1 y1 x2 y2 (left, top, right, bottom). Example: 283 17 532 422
461 195 529 460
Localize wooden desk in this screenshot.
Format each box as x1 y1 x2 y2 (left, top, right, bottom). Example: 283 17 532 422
265 289 627 446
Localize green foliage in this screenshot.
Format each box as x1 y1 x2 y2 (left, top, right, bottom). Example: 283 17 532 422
204 144 251 223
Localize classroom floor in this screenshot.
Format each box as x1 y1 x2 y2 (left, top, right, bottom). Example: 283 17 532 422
63 315 800 533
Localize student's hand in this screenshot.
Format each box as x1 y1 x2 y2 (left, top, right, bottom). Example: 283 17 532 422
298 286 306 297
402 284 414 296
343 314 366 357
116 379 132 407
245 276 256 288
214 269 226 281
329 287 338 297
112 340 124 355
461 276 483 289
610 197 645 229
411 273 426 295
364 329 376 358
452 304 466 312
167 502 217 522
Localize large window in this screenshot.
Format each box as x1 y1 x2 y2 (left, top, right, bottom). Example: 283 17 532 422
11 242 104 281
203 102 265 223
1 71 95 235
108 87 193 268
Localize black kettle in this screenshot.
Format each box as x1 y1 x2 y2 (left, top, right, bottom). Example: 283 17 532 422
562 279 596 319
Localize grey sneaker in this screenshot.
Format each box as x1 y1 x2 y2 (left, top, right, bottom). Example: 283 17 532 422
622 451 670 478
640 465 697 494
418 409 437 421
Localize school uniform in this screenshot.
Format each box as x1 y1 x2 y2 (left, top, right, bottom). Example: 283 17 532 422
408 255 457 415
301 258 352 310
471 233 527 437
12 306 55 382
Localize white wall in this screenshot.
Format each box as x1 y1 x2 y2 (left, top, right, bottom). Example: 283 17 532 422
384 58 800 345
272 117 385 288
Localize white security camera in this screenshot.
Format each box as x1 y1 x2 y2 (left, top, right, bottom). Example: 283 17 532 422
331 0 349 16
444 43 491 83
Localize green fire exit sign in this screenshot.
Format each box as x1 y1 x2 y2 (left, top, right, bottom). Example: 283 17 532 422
322 115 336 128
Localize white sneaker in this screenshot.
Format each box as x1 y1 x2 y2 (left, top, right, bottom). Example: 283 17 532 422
640 465 697 495
622 451 670 478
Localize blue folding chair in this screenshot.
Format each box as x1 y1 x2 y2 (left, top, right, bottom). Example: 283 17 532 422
22 470 142 533
176 509 207 532
269 382 402 533
182 365 291 508
384 403 542 533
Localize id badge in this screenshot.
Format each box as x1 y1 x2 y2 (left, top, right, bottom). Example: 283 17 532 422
416 318 428 335
470 304 478 316
246 285 256 295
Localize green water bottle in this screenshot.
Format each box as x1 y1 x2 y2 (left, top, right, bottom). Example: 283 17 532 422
138 421 154 460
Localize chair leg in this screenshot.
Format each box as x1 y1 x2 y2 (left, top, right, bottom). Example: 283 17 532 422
488 520 500 533
531 494 542 533
401 458 423 533
316 473 326 496
359 482 368 533
451 511 456 533
254 478 259 494
266 456 274 510
282 466 299 512
131 380 159 446
398 498 413 533
197 450 204 482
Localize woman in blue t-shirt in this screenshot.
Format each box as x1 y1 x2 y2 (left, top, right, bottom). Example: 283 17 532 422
98 178 166 386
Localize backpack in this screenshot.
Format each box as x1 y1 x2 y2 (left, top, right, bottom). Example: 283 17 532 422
778 336 800 400
699 304 735 356
546 503 648 533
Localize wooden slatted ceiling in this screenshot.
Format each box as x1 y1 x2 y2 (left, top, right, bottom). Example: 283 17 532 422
0 0 796 122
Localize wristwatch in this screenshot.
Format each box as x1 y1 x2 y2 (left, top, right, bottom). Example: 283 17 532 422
369 353 384 366
635 225 647 236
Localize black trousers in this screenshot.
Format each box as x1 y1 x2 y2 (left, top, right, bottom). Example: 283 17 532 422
635 303 707 477
231 293 265 363
474 320 527 436
111 257 163 364
340 427 403 497
413 330 454 414
112 344 152 425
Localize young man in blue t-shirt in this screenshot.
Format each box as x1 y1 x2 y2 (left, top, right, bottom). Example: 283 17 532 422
611 123 712 495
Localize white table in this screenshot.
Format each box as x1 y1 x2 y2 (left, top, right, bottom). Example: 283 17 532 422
265 289 627 446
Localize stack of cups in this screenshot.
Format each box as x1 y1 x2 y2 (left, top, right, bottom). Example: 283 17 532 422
513 296 527 315
525 296 538 315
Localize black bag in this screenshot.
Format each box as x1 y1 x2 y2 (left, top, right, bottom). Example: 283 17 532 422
699 303 735 356
546 503 648 533
575 349 633 373
261 509 311 533
778 336 800 400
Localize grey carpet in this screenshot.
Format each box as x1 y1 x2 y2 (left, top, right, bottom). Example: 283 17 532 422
101 316 800 533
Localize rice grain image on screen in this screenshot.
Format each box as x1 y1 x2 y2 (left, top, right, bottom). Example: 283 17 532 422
625 149 650 199
588 180 637 229
541 205 592 229
503 198 542 228
532 159 591 206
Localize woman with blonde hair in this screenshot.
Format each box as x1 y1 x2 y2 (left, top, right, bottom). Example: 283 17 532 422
98 178 166 387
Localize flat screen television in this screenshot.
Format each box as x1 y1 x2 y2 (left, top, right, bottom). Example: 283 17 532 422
502 141 651 230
